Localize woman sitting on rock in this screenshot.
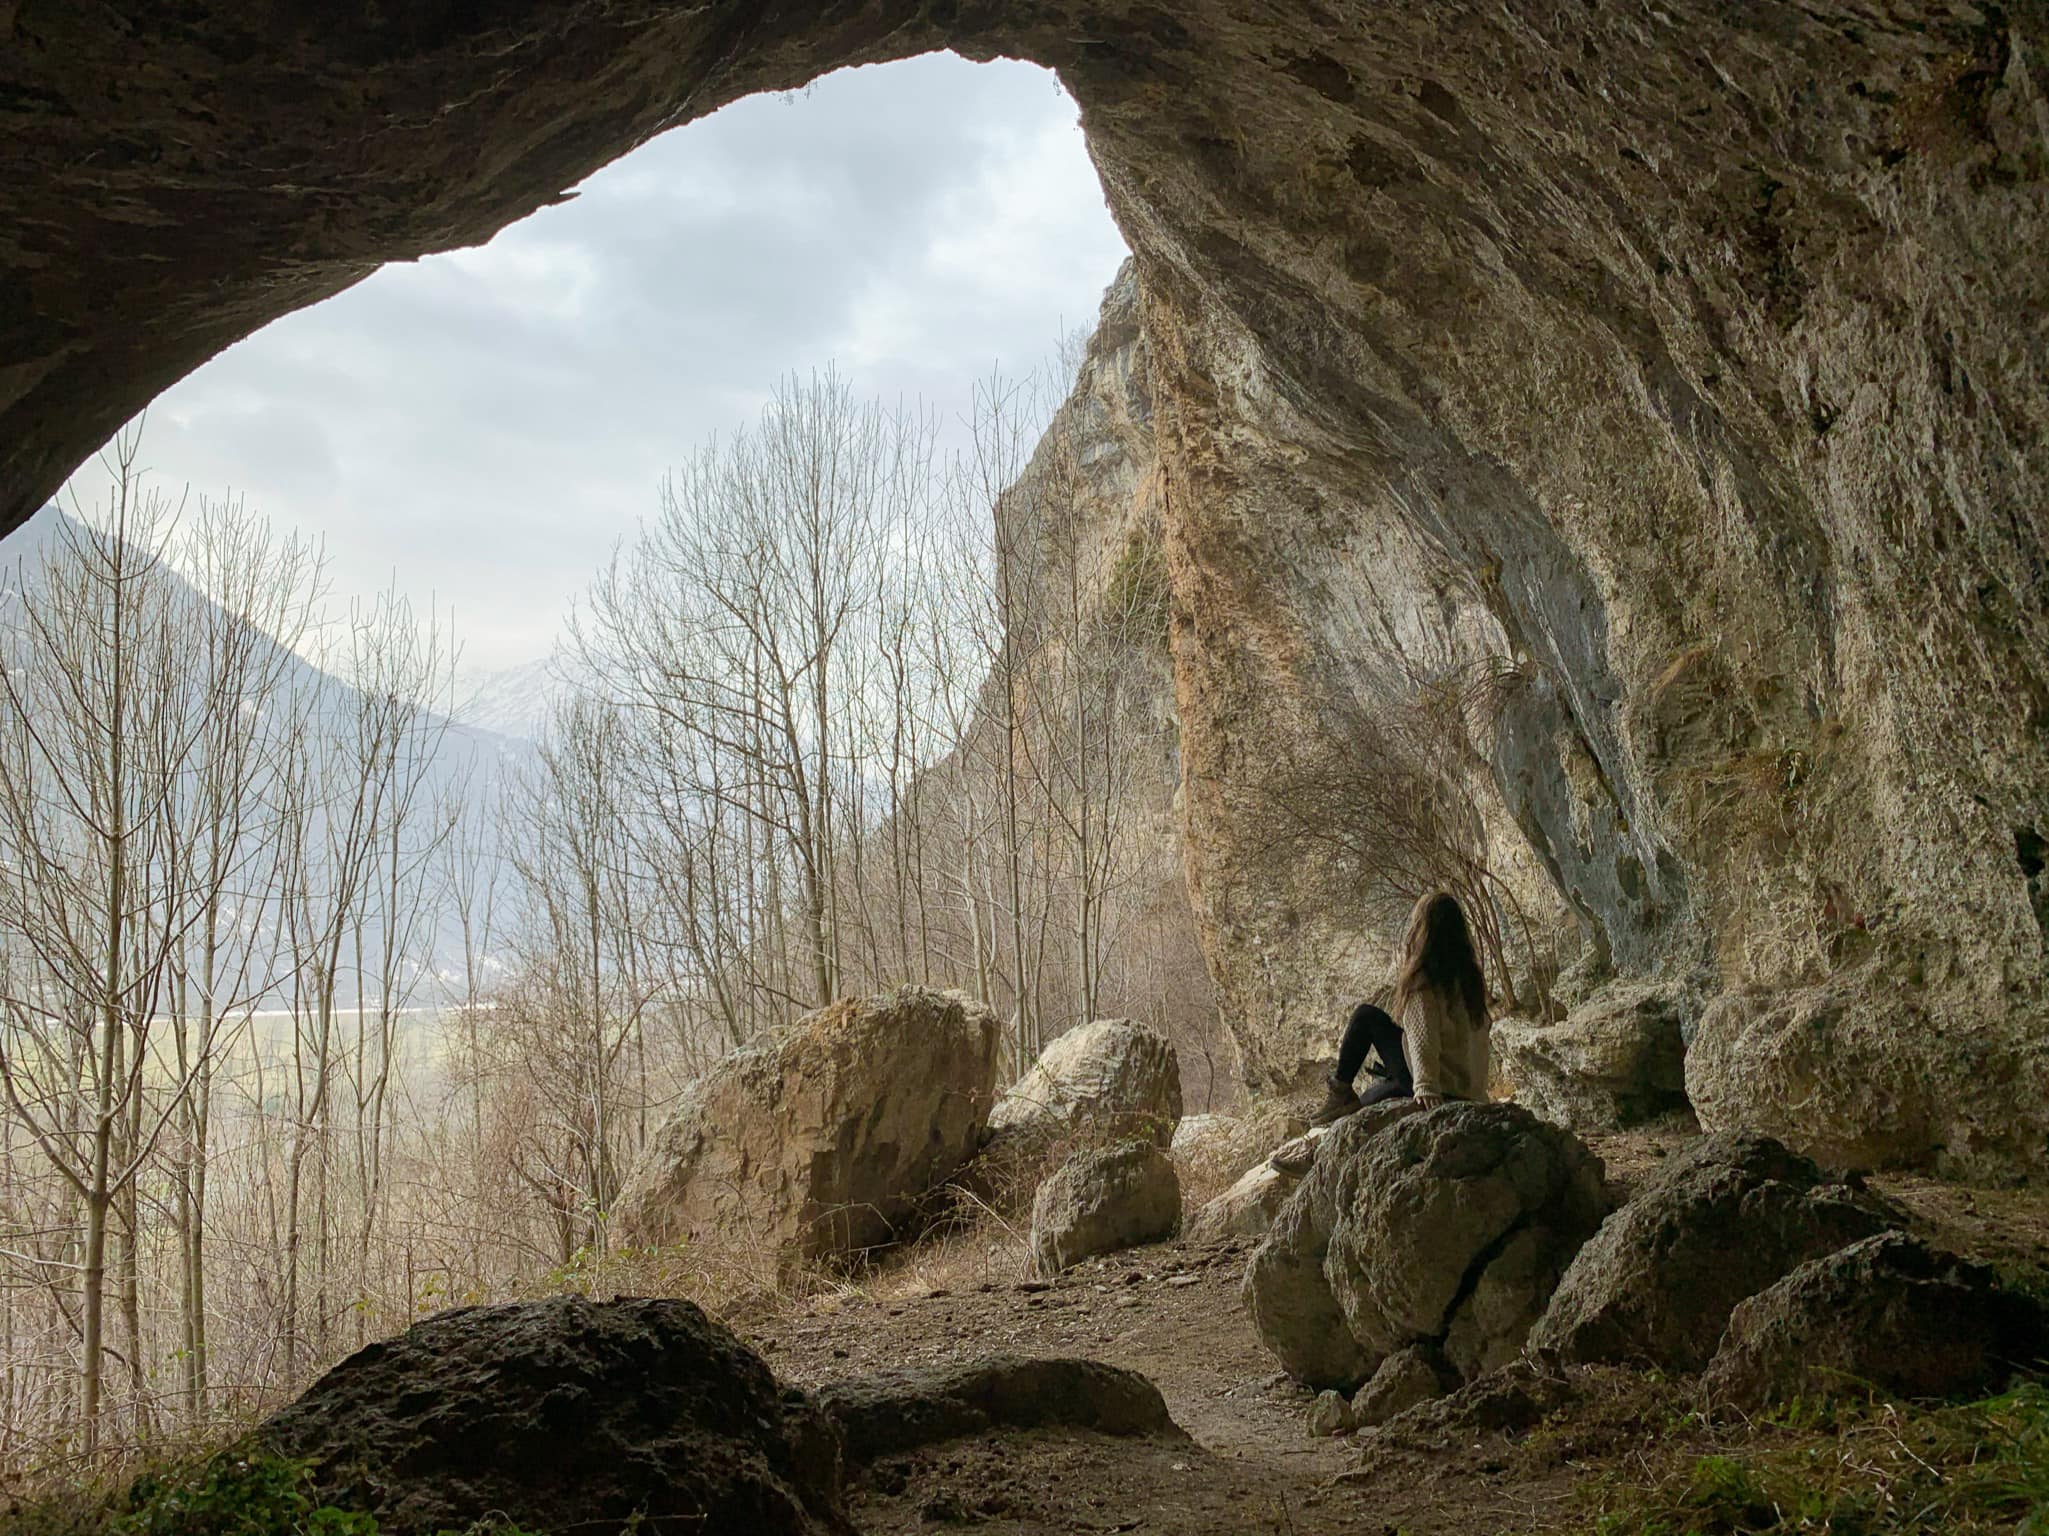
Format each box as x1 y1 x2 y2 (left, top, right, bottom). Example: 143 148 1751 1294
1312 889 1493 1128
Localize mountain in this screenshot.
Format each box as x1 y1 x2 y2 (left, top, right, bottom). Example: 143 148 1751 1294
0 503 533 1010
455 654 561 743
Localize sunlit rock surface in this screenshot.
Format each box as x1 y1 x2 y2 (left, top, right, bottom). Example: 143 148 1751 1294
5 3 2044 1172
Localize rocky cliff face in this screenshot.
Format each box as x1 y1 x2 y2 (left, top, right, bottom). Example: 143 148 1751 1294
949 261 1239 1102
4 3 2044 1174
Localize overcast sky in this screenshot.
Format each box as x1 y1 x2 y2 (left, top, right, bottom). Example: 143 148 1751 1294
46 54 1128 675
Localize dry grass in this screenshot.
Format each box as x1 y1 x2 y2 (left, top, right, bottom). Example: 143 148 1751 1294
1172 1099 1307 1216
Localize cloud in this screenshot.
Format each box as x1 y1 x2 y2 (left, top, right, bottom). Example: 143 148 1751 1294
45 53 1129 674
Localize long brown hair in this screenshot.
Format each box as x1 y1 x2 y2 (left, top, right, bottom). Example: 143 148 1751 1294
1391 890 1488 1025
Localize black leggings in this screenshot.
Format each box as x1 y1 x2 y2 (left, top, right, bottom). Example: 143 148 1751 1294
1334 1002 1412 1107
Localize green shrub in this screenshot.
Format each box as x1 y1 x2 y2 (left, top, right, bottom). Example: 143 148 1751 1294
13 1450 546 1536
1584 1381 2049 1535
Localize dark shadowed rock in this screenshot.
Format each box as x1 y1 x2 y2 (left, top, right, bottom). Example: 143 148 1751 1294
1531 1132 1899 1371
1245 1101 1606 1391
1028 1138 1181 1275
1351 1356 1581 1455
257 1295 849 1536
1705 1232 2048 1407
816 1356 1180 1462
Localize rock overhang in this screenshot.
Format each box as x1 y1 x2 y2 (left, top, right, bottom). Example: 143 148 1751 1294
8 2 2046 1174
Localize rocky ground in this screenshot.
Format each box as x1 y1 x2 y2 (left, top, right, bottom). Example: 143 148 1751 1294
736 1127 2049 1536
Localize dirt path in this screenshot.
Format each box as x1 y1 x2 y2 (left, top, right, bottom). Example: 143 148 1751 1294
738 1131 2049 1535
746 1237 1422 1535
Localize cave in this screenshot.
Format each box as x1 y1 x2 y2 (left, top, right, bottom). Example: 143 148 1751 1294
5 2 2045 1176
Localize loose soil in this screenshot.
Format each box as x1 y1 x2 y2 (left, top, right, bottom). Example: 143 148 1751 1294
739 1129 2049 1536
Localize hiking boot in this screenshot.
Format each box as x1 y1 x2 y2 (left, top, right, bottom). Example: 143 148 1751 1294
1268 1129 1324 1177
1309 1075 1361 1129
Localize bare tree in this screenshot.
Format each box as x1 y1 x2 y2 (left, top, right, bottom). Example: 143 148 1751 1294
0 432 224 1449
499 694 648 1260
575 368 937 1024
157 496 324 1422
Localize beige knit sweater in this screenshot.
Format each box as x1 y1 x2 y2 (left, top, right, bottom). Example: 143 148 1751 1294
1395 985 1491 1102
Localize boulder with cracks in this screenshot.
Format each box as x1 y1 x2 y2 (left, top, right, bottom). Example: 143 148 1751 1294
1245 1101 1607 1392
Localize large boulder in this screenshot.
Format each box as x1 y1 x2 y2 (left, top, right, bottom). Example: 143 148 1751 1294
1239 1107 1419 1391
257 1296 849 1536
1531 1131 1899 1371
987 1019 1183 1149
1685 985 2049 1176
614 987 1000 1267
1494 983 1693 1131
1704 1232 2047 1407
1244 1101 1607 1392
1028 1138 1181 1275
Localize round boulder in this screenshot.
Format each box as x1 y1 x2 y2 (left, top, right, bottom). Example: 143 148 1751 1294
1686 983 2049 1178
1530 1131 1899 1371
1028 1138 1181 1275
257 1296 848 1535
988 1019 1183 1149
1244 1101 1607 1392
614 987 1000 1268
1704 1232 2047 1407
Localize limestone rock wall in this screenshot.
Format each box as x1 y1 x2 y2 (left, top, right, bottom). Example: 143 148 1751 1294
1066 4 2049 1171
4 3 2045 1172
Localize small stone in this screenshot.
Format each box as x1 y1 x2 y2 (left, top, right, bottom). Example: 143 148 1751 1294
1307 1389 1356 1437
1351 1345 1453 1426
